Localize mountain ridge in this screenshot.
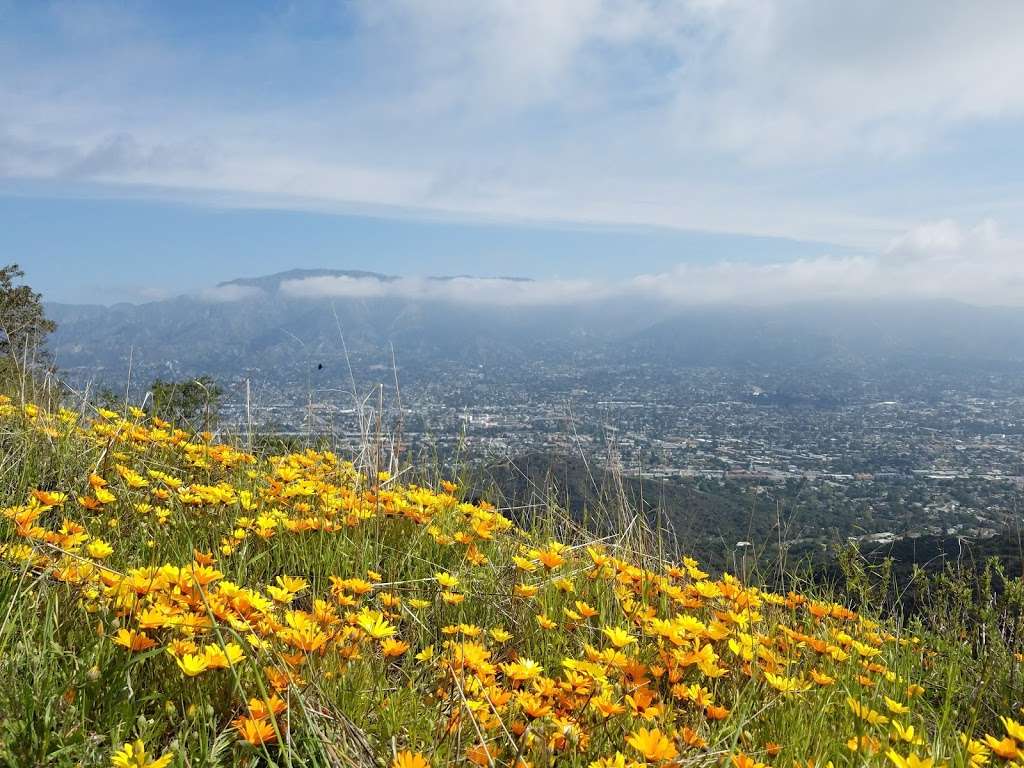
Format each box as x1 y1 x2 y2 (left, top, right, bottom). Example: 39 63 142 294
43 270 1024 386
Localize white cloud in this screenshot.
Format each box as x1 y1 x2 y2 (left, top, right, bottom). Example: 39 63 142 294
276 219 1024 308
633 220 1024 306
3 2 1024 250
883 219 1004 264
199 284 264 303
660 1 1024 162
280 275 605 306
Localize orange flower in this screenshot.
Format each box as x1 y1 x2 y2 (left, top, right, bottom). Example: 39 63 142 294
517 692 552 719
809 669 835 686
232 715 277 745
705 704 730 720
393 751 431 768
681 727 707 749
112 628 157 653
536 548 565 570
247 695 288 720
466 744 495 766
626 727 678 762
591 694 626 718
732 752 769 768
381 638 410 658
984 735 1020 761
32 489 67 506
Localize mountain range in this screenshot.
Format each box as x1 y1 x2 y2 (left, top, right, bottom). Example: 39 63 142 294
45 268 1024 387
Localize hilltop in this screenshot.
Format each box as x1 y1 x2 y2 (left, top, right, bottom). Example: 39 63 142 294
1 392 1022 767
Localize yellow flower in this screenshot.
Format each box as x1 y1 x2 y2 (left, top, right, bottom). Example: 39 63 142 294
204 643 245 669
246 694 287 720
357 611 397 639
536 614 557 630
489 627 512 643
267 585 297 603
87 539 114 559
962 734 991 766
885 696 911 715
847 696 889 725
435 572 459 588
111 739 174 768
113 628 156 653
535 547 565 570
763 671 810 693
512 555 538 572
887 750 936 768
1002 717 1024 743
601 627 635 648
848 735 880 754
731 752 770 768
553 577 575 593
174 652 210 677
393 751 431 768
501 658 544 682
94 487 117 504
892 722 923 745
626 727 678 762
32 489 69 506
589 752 644 768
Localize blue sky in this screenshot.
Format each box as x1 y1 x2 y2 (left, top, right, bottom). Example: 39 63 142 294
2 194 846 304
3 1 1024 305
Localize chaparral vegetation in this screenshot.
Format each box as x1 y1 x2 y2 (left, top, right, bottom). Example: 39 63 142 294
0 386 1023 768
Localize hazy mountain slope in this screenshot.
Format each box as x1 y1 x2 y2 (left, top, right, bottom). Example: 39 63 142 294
45 270 1024 387
627 300 1024 367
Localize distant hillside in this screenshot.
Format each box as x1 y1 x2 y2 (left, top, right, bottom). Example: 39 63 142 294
474 452 778 570
45 269 1024 388
626 300 1024 367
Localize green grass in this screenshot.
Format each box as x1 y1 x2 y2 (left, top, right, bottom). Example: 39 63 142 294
0 387 1021 768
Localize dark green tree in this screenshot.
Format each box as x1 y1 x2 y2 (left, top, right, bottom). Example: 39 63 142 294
149 376 223 430
0 264 55 359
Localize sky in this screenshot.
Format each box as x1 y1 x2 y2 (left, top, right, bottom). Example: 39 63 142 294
3 1 1024 306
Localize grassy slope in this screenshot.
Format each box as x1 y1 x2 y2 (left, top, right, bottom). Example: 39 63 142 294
0 395 1020 768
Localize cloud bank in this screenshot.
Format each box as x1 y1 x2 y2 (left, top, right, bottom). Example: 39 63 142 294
280 275 605 306
199 284 265 303
261 220 1024 308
